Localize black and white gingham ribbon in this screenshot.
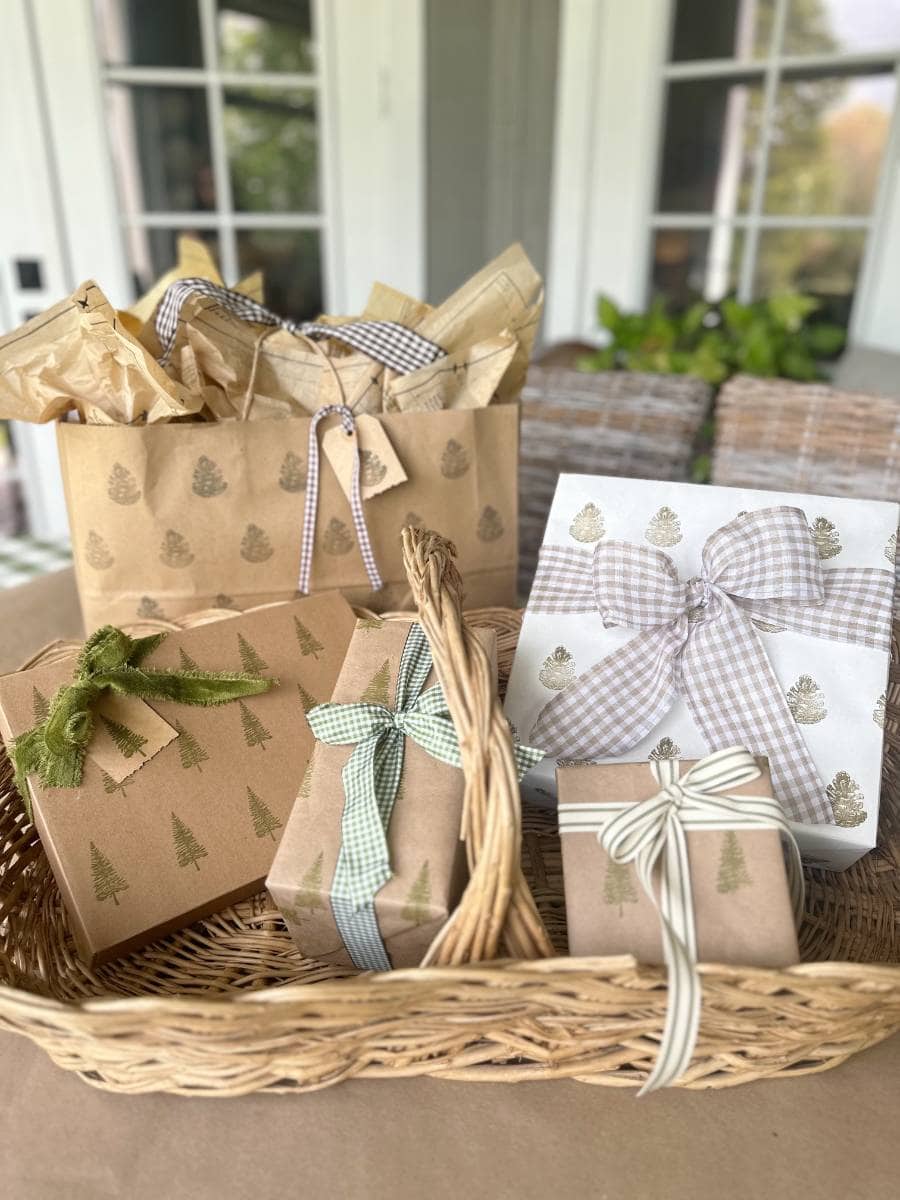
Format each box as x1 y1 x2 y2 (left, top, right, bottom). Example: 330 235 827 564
559 747 804 1093
155 277 445 375
531 506 894 825
298 405 382 595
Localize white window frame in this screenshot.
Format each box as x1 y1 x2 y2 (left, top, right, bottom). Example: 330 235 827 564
547 0 900 354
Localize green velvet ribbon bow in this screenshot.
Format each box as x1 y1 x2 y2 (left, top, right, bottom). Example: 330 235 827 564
11 625 275 806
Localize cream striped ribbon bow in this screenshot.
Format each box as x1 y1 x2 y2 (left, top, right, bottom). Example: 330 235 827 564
558 747 804 1094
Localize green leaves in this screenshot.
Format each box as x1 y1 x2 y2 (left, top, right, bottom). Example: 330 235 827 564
581 290 844 386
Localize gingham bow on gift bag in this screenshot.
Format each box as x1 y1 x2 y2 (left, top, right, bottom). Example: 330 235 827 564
306 623 543 971
531 506 895 825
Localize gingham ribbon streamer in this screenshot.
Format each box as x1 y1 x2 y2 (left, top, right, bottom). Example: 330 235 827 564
558 747 804 1094
298 404 383 594
531 506 894 825
306 623 544 971
155 278 445 374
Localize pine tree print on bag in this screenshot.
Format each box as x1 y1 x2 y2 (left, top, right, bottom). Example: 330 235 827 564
171 811 207 870
294 851 325 912
107 462 141 505
716 830 752 893
786 675 827 724
178 648 199 672
192 455 228 497
237 633 268 675
360 660 391 705
603 860 638 916
160 529 194 568
827 772 867 828
440 438 470 479
538 646 576 690
31 687 50 724
294 616 323 658
297 683 317 715
649 736 681 760
278 450 306 493
241 524 273 563
90 841 129 905
359 450 387 487
101 769 129 798
137 596 167 620
238 699 272 750
173 719 209 772
248 787 282 841
401 861 432 925
569 503 605 543
100 714 147 759
322 518 354 555
808 516 842 560
85 531 114 570
645 506 682 547
477 506 504 542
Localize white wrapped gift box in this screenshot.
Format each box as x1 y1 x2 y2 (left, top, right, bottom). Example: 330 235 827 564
505 474 898 870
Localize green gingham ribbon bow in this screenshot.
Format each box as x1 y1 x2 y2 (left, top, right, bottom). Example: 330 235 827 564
558 747 804 1094
11 625 274 809
306 622 544 971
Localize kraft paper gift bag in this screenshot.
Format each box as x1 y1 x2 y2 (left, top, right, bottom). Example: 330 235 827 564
0 595 356 966
505 473 898 870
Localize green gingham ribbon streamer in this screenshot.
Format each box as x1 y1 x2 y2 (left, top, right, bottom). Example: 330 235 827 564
558 747 804 1095
306 622 544 971
11 625 274 811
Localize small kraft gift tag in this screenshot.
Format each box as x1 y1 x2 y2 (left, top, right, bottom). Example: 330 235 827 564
321 413 407 502
87 692 177 783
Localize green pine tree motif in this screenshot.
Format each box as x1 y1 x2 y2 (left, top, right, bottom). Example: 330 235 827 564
808 516 842 560
173 718 209 772
238 699 272 750
100 714 147 759
645 506 682 548
322 517 354 555
440 438 470 479
85 530 114 570
31 686 50 724
90 840 129 905
137 596 167 620
107 462 141 505
361 659 392 705
401 860 432 925
716 830 752 894
359 449 387 487
278 450 306 493
248 786 282 841
294 850 325 910
237 632 268 675
159 529 194 568
569 503 605 543
356 614 385 631
294 616 324 659
603 859 638 917
297 682 317 715
477 505 504 543
538 646 576 690
192 455 228 497
826 772 867 828
171 811 208 870
241 523 274 563
101 769 129 798
649 736 681 761
298 760 314 800
179 647 200 672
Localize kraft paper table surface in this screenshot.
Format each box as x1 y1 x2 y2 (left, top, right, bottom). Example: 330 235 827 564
0 571 897 1200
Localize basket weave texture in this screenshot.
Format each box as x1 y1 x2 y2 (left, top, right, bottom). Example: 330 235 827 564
0 529 898 1095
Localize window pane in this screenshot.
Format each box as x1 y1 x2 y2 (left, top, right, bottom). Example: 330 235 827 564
236 230 322 319
764 74 896 216
784 0 900 56
217 0 314 72
107 85 215 213
754 228 866 326
225 88 318 212
670 0 775 61
658 79 763 213
651 227 744 305
95 0 203 67
125 228 221 296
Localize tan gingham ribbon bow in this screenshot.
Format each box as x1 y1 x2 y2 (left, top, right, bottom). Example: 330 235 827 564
532 507 894 825
558 747 804 1093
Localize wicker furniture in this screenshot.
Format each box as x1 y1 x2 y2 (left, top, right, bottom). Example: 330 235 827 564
518 366 710 595
0 528 897 1096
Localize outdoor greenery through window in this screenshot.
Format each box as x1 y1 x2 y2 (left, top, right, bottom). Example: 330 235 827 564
653 0 900 329
94 0 322 318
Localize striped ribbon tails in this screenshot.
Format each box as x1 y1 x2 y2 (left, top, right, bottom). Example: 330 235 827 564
558 747 804 1094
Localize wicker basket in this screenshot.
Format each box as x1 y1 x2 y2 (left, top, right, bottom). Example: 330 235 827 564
0 529 898 1096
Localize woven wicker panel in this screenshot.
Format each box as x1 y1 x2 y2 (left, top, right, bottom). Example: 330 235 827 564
711 374 900 499
518 367 710 595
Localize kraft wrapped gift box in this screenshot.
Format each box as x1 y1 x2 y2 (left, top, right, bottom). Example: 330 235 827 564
267 618 498 970
504 474 898 871
0 594 356 965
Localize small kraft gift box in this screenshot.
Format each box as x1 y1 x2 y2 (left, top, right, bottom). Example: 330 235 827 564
0 594 356 966
267 617 541 971
558 748 803 1092
505 473 899 870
